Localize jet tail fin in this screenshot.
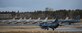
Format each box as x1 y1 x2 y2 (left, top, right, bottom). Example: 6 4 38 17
65 17 69 20
19 18 22 20
53 18 58 23
29 18 31 20
37 18 40 20
12 18 15 20
44 17 48 21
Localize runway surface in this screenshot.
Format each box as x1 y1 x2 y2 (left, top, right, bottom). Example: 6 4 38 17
0 25 82 32
0 23 82 32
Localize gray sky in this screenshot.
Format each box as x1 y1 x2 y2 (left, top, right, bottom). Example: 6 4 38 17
0 0 82 12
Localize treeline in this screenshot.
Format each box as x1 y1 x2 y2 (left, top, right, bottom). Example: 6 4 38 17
0 9 82 19
32 9 82 19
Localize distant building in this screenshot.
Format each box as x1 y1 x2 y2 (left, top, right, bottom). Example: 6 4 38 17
45 7 54 11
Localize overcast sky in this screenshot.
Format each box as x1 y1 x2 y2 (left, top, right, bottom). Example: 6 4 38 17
0 0 82 12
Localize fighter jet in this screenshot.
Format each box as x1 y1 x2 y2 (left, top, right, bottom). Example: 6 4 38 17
39 17 55 23
26 18 32 22
39 18 60 30
33 18 41 22
39 15 80 30
40 17 48 22
58 15 80 25
14 18 32 24
1 18 16 24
